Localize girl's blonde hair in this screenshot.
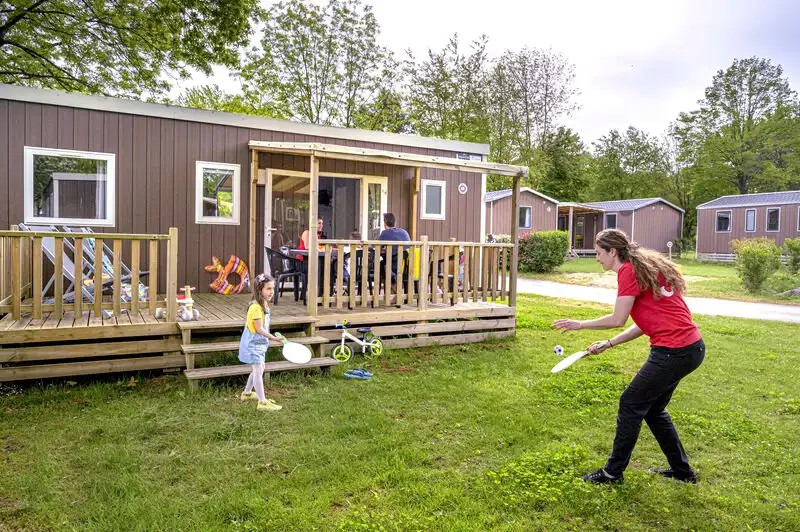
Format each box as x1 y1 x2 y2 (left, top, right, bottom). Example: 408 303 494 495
252 272 275 311
595 229 685 298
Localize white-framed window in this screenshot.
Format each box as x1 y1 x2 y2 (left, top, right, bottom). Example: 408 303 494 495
745 208 756 232
196 161 240 225
24 146 116 227
421 179 446 220
797 206 800 232
604 213 618 229
715 210 732 232
519 206 532 229
766 207 780 232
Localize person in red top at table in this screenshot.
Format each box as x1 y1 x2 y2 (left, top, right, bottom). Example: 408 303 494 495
553 229 705 485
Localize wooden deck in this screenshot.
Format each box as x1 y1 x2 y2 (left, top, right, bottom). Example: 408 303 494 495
0 292 516 382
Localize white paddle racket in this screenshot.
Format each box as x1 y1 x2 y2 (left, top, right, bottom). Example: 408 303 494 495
275 334 312 364
550 350 589 374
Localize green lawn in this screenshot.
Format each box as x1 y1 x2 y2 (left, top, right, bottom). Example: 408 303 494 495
1 295 799 530
523 255 800 305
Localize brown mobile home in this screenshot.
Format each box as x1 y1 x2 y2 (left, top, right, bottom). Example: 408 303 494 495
696 191 800 261
0 84 529 383
558 198 684 255
0 84 504 292
484 188 558 238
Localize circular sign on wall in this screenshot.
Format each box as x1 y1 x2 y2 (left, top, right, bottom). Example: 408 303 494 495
667 241 673 248
458 183 468 194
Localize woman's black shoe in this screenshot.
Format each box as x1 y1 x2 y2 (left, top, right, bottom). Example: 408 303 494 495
648 467 697 484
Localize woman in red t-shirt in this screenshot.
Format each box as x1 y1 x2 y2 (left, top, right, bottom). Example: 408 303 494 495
553 229 705 485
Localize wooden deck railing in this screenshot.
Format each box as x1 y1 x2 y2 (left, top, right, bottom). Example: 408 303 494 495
0 227 179 322
315 237 514 310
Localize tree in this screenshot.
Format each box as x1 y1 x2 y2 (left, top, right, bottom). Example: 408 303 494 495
239 0 394 127
352 88 412 133
173 85 289 119
676 57 797 194
537 127 588 202
405 34 490 143
495 47 579 169
485 58 523 191
0 0 262 97
590 126 668 200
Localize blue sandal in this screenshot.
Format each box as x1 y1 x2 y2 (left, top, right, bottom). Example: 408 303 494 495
344 369 371 380
352 368 373 377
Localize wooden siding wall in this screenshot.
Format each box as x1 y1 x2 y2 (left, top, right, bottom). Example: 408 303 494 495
0 99 485 293
634 203 682 253
616 212 633 238
697 203 800 254
485 192 558 236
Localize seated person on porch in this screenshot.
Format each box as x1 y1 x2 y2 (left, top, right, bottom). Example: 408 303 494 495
297 217 327 259
378 213 410 243
377 213 410 285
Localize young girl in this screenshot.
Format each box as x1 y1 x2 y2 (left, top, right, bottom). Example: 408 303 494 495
238 273 283 411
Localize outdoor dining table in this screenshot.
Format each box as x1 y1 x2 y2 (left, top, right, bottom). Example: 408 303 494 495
289 247 350 298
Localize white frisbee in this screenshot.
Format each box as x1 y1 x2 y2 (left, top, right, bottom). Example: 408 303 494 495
282 341 312 364
550 350 589 374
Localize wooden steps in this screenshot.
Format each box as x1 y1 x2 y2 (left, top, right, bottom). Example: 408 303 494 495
0 354 185 382
184 357 339 382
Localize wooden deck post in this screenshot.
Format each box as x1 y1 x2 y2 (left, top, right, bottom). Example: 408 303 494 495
11 233 21 321
93 237 103 318
509 176 521 308
32 237 42 320
418 235 429 311
307 155 319 317
411 167 420 240
74 238 83 316
113 239 122 317
567 206 574 251
166 228 179 322
249 149 258 277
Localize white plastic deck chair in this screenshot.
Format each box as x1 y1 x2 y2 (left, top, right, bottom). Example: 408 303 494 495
17 223 98 305
62 226 149 282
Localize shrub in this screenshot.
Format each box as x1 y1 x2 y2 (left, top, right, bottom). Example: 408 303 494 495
784 237 800 275
518 231 569 272
730 238 782 292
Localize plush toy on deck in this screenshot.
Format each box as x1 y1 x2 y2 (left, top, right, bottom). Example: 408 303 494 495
155 285 200 321
204 255 250 295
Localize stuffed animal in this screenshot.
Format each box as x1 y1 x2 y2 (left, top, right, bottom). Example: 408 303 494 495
204 255 250 295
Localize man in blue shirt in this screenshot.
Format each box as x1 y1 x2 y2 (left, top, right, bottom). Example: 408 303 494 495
378 213 410 243
377 213 409 283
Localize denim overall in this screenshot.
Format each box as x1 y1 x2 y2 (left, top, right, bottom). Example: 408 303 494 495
238 306 270 364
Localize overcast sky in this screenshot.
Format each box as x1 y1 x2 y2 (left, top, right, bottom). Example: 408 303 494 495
175 0 800 146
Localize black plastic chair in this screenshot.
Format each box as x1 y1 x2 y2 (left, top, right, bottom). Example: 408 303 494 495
266 247 306 305
353 248 376 295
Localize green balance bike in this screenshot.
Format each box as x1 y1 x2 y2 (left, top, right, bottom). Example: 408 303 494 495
331 320 384 362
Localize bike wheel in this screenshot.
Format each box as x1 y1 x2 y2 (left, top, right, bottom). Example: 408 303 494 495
366 338 384 359
332 344 353 362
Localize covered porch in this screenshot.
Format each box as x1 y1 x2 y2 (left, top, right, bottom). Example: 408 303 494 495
246 141 528 316
558 203 604 256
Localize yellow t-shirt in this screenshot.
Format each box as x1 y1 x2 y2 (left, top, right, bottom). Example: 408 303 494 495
246 303 266 334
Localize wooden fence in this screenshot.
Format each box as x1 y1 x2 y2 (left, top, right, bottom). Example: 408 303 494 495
314 237 514 310
0 227 179 322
